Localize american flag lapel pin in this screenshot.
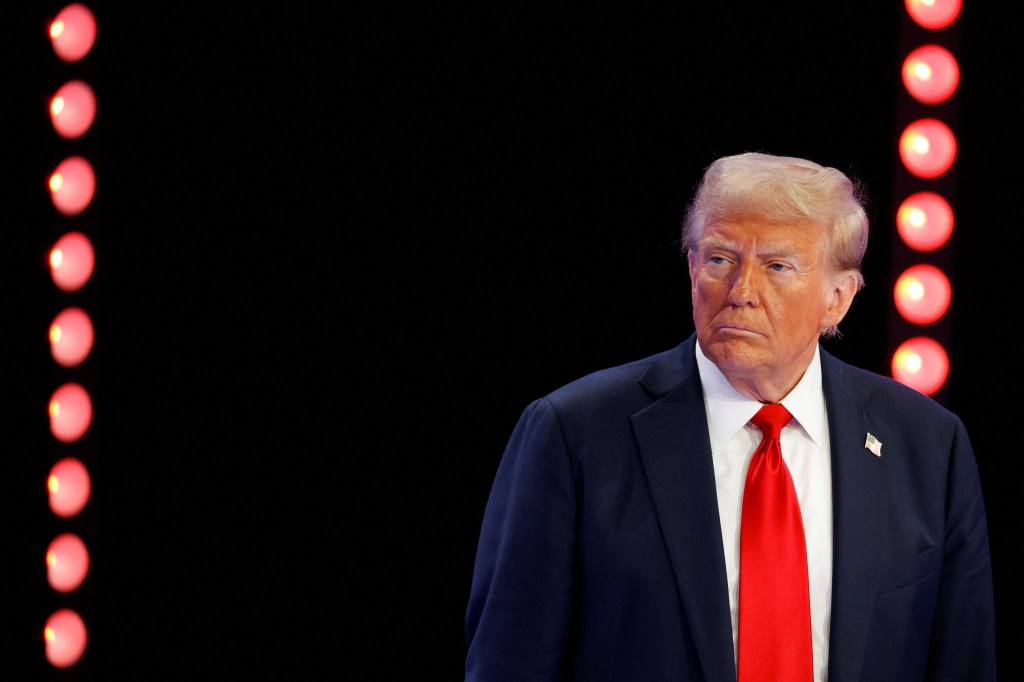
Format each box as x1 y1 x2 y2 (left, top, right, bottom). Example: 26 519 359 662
865 433 882 457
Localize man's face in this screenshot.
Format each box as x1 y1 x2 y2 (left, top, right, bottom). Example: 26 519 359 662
688 215 851 399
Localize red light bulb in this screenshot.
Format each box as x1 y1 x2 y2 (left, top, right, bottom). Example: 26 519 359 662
50 231 96 292
894 264 952 325
50 307 95 368
49 3 97 63
49 156 96 216
902 45 959 105
51 80 97 139
896 192 954 252
49 382 93 443
44 608 88 668
905 0 962 30
892 336 949 396
48 457 92 518
899 118 957 179
47 533 90 593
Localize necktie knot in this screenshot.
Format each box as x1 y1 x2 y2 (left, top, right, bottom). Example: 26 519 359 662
750 403 792 441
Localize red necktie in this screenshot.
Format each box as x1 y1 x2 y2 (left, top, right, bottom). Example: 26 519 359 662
738 403 813 682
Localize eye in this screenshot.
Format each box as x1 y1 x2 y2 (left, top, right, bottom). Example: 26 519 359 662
767 261 793 272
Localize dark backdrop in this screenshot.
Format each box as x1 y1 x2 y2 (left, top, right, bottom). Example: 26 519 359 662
3 1 1019 679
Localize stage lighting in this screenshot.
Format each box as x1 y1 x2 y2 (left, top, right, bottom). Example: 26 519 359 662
50 80 97 139
894 264 952 325
50 307 95 368
47 533 90 593
892 336 949 396
49 231 96 292
902 44 959 105
899 118 957 179
896 191 954 252
44 608 88 668
48 457 92 518
905 0 962 30
49 3 97 63
49 382 93 444
49 156 96 216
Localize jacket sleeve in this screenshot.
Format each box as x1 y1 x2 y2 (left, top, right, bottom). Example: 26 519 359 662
465 398 577 682
926 418 996 680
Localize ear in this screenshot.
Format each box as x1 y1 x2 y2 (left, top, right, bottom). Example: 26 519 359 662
821 272 858 329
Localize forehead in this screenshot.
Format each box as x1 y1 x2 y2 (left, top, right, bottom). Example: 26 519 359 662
699 216 826 253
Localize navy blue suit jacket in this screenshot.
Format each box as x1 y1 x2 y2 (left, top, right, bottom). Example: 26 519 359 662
465 335 995 681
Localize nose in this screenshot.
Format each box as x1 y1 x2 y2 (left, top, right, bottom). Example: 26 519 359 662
726 262 759 306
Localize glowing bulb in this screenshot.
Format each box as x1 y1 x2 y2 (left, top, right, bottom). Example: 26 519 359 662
50 231 95 292
50 307 95 367
894 264 952 325
47 533 90 593
49 156 96 216
903 45 959 105
897 192 954 251
899 118 956 179
905 0 962 30
44 608 88 668
49 382 93 443
50 80 97 139
49 4 97 63
48 457 92 518
892 336 949 396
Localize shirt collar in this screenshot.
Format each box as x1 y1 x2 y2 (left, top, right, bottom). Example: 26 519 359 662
695 340 827 450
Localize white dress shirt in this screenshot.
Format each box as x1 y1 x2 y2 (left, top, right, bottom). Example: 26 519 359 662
695 341 833 681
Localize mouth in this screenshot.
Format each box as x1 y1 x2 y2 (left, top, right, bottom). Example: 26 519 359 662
715 324 763 338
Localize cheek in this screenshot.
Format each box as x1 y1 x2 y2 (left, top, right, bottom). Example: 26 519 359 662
691 282 724 320
693 275 727 301
778 295 830 330
691 278 710 306
761 287 809 315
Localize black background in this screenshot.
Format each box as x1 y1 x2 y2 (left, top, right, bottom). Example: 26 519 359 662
3 1 1020 679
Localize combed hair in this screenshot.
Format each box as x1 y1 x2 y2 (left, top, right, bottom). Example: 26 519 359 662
681 151 870 292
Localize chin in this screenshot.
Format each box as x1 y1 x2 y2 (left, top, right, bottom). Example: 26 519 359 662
703 337 766 370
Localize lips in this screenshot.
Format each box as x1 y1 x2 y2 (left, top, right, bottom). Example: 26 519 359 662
715 323 763 337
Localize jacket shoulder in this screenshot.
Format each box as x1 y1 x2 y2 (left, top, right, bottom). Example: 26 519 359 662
542 341 694 414
821 350 961 424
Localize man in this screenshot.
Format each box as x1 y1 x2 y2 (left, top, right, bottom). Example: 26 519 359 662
464 152 995 680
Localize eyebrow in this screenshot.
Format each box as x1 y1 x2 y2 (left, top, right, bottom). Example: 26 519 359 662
698 237 806 260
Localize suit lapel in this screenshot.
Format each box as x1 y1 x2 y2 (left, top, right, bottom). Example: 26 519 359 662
633 339 737 681
821 353 892 681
